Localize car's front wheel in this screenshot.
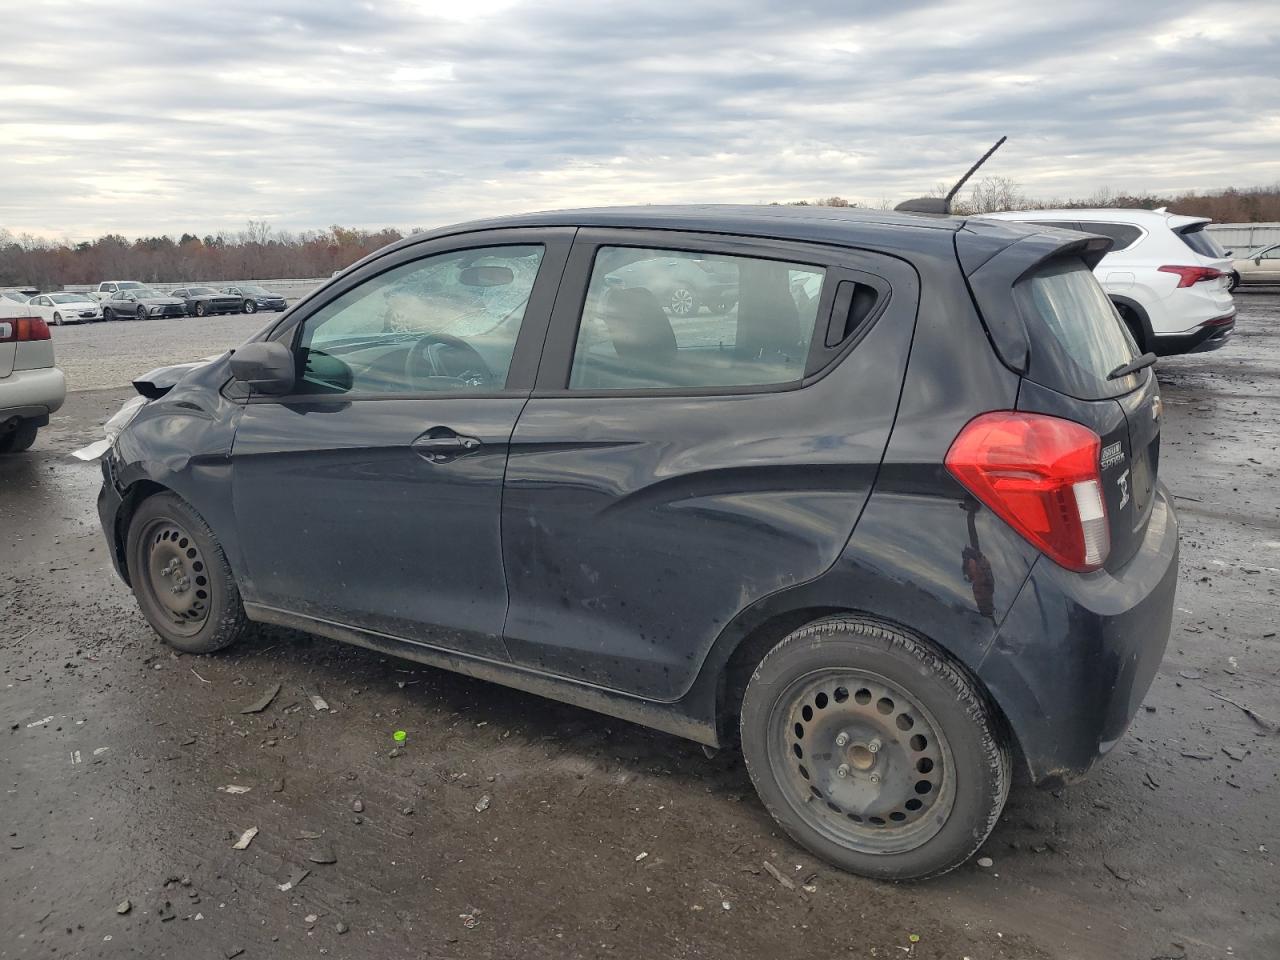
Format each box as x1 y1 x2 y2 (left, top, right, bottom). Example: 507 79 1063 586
740 616 1010 881
195 301 207 317
0 420 38 454
125 492 249 654
135 306 148 321
242 299 257 314
52 312 63 326
102 308 114 322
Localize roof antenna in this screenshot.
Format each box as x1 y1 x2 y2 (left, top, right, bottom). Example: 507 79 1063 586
895 136 1008 215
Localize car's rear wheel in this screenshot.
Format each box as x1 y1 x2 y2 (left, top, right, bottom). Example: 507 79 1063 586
740 616 1010 881
1116 305 1146 353
135 305 148 321
668 287 697 315
243 299 257 314
1228 271 1240 294
125 492 248 654
0 420 38 454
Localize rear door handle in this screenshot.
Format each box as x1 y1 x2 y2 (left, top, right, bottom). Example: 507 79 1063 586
412 430 481 462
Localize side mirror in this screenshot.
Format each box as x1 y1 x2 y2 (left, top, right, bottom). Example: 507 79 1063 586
230 341 295 395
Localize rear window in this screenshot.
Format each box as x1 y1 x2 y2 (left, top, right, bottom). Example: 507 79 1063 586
1014 258 1140 399
1077 221 1143 251
1177 224 1226 258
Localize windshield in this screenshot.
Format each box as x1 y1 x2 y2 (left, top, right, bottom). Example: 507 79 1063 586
189 287 218 295
1 292 28 302
239 285 270 296
1015 258 1139 399
49 293 87 303
133 288 163 298
117 281 145 289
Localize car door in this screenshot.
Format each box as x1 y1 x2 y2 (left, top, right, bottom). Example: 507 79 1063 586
500 229 920 699
1257 244 1280 283
228 228 572 660
27 296 50 321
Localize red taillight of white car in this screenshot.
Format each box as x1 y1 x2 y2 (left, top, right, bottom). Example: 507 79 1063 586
1157 265 1224 288
0 316 51 342
946 412 1110 573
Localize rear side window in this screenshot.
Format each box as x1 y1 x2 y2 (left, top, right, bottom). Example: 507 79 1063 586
569 247 824 391
1177 224 1227 258
1077 221 1143 251
1014 258 1139 399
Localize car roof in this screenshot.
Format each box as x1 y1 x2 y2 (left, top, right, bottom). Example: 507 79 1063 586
397 203 973 249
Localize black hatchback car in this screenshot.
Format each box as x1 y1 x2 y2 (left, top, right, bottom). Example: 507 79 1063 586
97 206 1177 880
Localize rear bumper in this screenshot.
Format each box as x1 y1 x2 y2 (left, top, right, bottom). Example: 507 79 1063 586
1152 312 1235 355
0 366 66 419
978 486 1179 786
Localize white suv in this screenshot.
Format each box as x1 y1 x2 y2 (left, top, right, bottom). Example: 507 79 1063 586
981 208 1236 355
1 305 66 454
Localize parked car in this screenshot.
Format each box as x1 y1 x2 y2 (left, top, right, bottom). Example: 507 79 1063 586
1231 242 1280 288
25 292 102 325
95 280 147 298
1 287 39 305
606 254 738 315
981 208 1235 355
96 206 1177 880
223 284 287 314
100 287 187 321
1 308 65 453
171 286 243 318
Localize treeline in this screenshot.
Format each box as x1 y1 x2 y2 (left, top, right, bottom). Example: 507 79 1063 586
783 182 1280 221
0 221 408 291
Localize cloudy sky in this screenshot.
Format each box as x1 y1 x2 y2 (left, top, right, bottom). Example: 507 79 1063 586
2 0 1277 241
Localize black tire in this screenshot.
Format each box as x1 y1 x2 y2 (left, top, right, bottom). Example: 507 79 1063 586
242 299 257 314
1228 271 1240 294
195 301 207 317
135 305 148 321
1117 305 1146 353
740 615 1011 881
102 307 114 322
52 312 63 326
125 492 248 654
0 420 38 454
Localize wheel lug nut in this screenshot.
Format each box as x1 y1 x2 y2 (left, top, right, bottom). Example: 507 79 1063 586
836 764 850 779
868 738 881 754
835 732 850 747
870 774 881 784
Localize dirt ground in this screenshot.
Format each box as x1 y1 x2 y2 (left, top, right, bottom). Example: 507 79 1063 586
3 296 1278 960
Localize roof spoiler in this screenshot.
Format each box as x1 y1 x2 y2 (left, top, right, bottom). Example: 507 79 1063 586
895 137 1007 216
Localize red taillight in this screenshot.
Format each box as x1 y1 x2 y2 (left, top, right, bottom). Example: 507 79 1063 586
1158 265 1223 288
0 316 51 342
945 412 1110 573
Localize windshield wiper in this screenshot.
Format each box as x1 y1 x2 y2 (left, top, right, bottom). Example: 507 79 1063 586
1108 352 1158 380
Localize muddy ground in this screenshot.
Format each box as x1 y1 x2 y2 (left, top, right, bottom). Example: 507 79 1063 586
2 296 1278 960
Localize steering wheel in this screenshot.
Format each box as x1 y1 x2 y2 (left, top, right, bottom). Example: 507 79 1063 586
404 333 494 389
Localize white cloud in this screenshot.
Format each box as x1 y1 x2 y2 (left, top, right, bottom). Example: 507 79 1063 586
0 0 1277 240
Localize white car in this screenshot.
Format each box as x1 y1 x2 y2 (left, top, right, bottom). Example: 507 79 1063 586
25 292 102 325
1 290 35 315
981 208 1236 355
0 307 66 453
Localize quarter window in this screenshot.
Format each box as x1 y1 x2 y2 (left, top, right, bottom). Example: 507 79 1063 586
569 247 824 391
1077 221 1143 251
293 245 544 396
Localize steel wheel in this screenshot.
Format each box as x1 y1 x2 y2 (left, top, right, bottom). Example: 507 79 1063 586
136 517 213 638
669 287 696 315
243 299 257 314
770 669 956 855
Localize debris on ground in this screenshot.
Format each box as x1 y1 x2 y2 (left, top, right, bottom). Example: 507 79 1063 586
335 921 349 934
116 899 131 914
307 843 337 864
224 948 244 959
976 857 994 868
239 682 282 715
474 794 490 813
634 851 648 862
307 692 330 711
1180 750 1214 760
1104 861 1134 883
277 868 309 893
271 778 285 793
460 908 481 929
1209 692 1279 733
231 826 259 850
295 830 323 840
762 860 795 890
1223 746 1248 761
393 729 407 743
218 785 251 794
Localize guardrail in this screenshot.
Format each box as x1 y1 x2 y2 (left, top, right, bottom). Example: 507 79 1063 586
1206 223 1280 255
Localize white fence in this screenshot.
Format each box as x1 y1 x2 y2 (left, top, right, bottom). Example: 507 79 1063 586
62 277 328 301
1206 223 1280 255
